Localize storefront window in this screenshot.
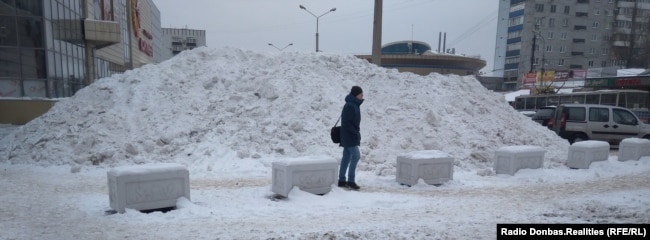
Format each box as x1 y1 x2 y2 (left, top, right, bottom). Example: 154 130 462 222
71 0 82 14
0 16 17 46
0 79 21 97
0 0 16 15
20 48 46 79
23 79 46 97
0 47 20 77
15 0 42 16
46 50 55 77
0 0 91 98
17 16 43 47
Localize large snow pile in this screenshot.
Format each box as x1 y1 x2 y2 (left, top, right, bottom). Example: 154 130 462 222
0 47 569 174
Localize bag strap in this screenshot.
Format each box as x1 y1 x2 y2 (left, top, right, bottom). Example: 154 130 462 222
333 116 341 127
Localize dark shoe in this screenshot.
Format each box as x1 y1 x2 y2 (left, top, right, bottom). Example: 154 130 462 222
346 182 360 190
338 181 347 187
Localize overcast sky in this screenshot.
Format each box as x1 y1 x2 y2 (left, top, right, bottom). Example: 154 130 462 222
152 0 499 73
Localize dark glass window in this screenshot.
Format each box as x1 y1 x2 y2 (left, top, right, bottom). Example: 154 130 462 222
536 97 547 107
547 96 559 106
572 95 585 104
17 17 43 47
0 47 20 77
71 0 81 14
589 108 609 122
566 107 586 121
20 48 46 79
2 0 88 98
586 94 599 104
618 92 627 108
601 94 616 106
46 50 55 77
0 0 16 15
0 16 17 46
65 54 74 80
525 97 535 110
16 0 42 16
515 97 525 109
54 51 63 79
613 109 637 125
560 96 573 104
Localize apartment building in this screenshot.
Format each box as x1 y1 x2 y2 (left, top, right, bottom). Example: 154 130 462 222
160 28 206 61
492 0 645 90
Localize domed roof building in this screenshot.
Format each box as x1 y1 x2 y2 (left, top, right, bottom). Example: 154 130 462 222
356 40 486 76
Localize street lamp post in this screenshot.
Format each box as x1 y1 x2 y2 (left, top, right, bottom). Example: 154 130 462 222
299 5 336 52
268 43 293 51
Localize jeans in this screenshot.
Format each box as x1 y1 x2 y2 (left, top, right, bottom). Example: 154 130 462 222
339 146 360 182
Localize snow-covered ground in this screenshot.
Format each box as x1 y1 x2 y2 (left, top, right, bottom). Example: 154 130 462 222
0 47 648 239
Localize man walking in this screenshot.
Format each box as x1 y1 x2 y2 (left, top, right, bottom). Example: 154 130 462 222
338 86 364 190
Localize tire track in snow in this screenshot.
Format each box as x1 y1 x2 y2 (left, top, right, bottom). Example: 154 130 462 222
189 170 650 202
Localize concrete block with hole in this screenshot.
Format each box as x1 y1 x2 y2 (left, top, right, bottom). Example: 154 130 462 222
396 150 454 186
107 163 190 213
493 146 545 175
567 140 609 169
618 138 650 161
271 156 338 198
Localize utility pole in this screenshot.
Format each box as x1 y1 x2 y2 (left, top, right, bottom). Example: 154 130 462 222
529 33 536 73
371 0 382 65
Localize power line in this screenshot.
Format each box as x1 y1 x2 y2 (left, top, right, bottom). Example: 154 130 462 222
448 8 499 47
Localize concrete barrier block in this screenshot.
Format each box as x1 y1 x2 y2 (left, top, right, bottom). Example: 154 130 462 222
618 138 650 161
396 150 454 186
271 156 338 198
108 163 190 213
567 140 609 169
493 146 545 175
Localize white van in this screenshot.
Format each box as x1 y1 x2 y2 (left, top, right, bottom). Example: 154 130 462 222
552 104 650 144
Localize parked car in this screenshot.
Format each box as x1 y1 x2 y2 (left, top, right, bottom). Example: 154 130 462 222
551 104 650 144
531 106 556 129
519 110 536 118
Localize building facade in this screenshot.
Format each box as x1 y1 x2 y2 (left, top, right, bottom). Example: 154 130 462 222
356 40 486 76
610 0 650 69
494 0 621 90
0 0 163 99
160 28 206 60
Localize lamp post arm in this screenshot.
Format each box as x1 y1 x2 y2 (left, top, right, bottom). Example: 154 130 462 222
299 6 336 52
300 5 317 18
318 10 334 18
281 43 293 51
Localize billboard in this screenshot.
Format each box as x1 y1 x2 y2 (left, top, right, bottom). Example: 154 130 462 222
537 70 555 83
523 72 537 86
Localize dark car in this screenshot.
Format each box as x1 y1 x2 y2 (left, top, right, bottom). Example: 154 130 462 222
531 106 556 129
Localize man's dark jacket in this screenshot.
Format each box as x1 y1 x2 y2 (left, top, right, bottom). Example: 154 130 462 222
340 94 363 147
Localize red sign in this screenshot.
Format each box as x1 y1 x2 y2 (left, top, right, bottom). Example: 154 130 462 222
571 69 586 79
523 72 537 85
615 79 641 87
138 38 153 57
